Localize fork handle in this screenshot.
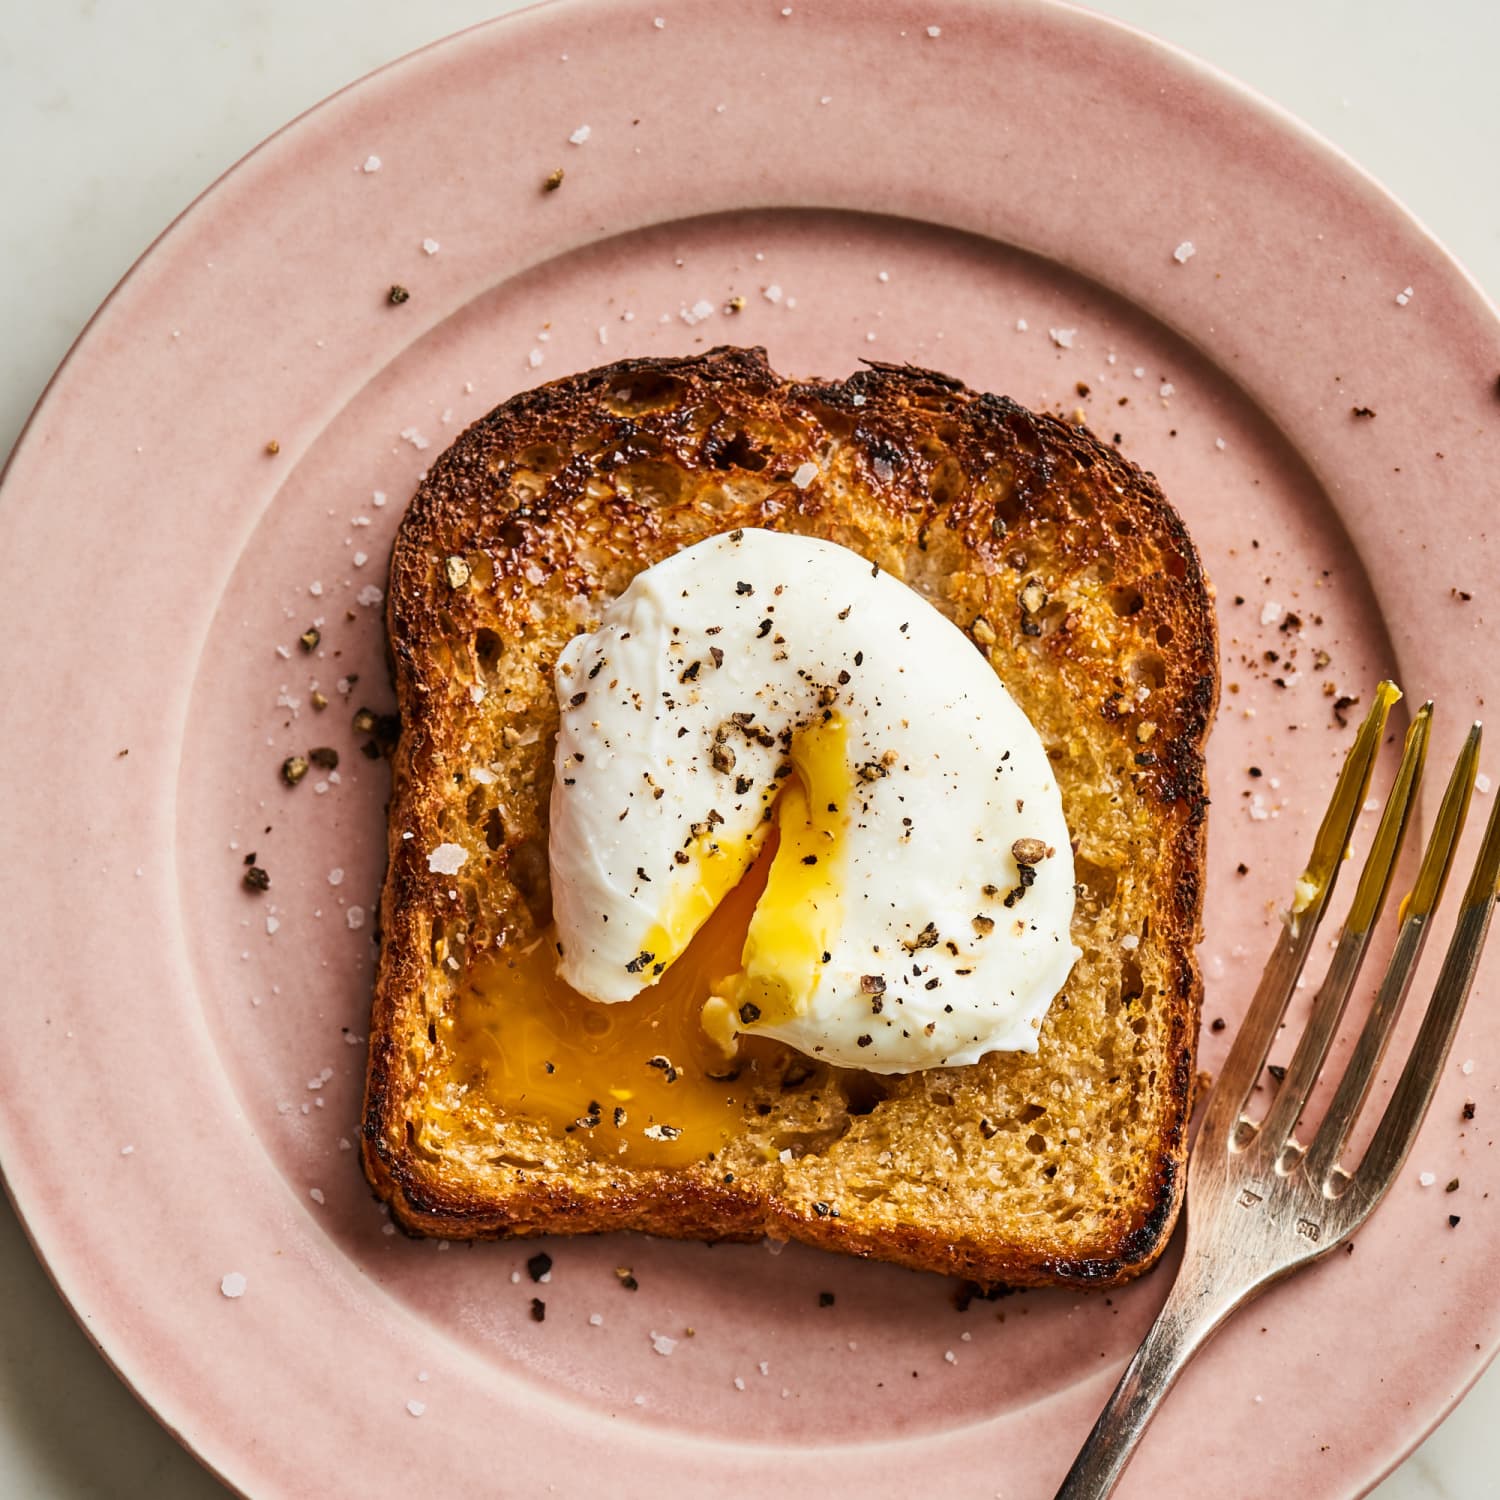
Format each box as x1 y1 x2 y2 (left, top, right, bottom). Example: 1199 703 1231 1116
1053 1256 1242 1499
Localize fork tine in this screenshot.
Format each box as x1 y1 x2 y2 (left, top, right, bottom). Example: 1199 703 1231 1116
1258 704 1431 1158
1305 723 1481 1185
1352 748 1500 1199
1202 682 1401 1145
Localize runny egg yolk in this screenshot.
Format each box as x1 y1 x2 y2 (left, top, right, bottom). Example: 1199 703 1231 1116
442 715 849 1166
704 712 848 1041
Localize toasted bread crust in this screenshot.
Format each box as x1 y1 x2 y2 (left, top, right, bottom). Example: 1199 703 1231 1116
362 347 1217 1287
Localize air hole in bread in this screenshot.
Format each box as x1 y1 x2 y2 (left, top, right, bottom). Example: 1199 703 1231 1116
429 918 446 968
600 370 686 416
1073 857 1119 906
465 786 487 826
1068 487 1096 519
1162 551 1188 581
927 456 965 508
507 839 552 929
704 428 769 472
483 807 505 852
474 628 503 678
1018 1102 1047 1124
842 1072 891 1117
1156 623 1176 647
1109 586 1146 617
1025 1132 1047 1153
928 1089 956 1108
1130 652 1167 690
614 459 686 508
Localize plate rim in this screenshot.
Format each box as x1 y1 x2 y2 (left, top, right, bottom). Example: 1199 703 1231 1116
3 0 1498 1494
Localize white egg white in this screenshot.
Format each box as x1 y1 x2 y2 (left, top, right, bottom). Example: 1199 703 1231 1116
548 528 1080 1073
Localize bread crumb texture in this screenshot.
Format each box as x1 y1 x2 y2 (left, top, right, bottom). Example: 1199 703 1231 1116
362 347 1218 1286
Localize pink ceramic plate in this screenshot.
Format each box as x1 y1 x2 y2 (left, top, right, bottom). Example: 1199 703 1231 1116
3 1 1499 1495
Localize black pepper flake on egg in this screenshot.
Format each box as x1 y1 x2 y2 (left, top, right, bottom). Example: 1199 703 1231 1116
739 1001 761 1024
736 581 753 595
625 950 655 974
860 975 886 994
527 1252 553 1282
529 1298 546 1322
856 1035 873 1048
570 691 588 708
757 619 772 638
710 646 724 668
801 854 819 866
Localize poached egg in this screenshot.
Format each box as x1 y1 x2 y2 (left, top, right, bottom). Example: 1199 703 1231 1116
548 528 1079 1073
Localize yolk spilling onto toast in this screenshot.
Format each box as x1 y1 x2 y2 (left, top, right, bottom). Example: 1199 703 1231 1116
444 719 851 1167
447 835 779 1167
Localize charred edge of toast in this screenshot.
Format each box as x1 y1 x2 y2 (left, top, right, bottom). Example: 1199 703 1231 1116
361 345 1218 1288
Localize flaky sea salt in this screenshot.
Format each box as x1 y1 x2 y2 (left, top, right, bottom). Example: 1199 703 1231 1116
1396 285 1413 306
650 1331 678 1356
357 584 384 608
421 238 440 255
762 284 783 304
220 1272 248 1299
791 462 819 489
926 25 942 37
1260 600 1283 626
328 867 345 886
309 1188 326 1205
569 124 592 145
407 1399 426 1417
1173 241 1196 264
400 426 430 450
1419 1171 1436 1187
428 843 468 875
361 155 382 173
1048 327 1076 349
347 906 366 930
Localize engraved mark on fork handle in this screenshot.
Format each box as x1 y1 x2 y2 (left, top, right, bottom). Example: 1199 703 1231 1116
1236 1186 1263 1208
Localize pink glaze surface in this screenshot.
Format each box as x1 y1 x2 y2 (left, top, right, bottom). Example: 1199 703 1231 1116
2 1 1499 1496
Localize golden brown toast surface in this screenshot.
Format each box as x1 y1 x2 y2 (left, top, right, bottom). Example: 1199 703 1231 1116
362 346 1218 1286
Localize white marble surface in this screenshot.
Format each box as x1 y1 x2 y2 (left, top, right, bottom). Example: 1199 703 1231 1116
1 2 1496 1495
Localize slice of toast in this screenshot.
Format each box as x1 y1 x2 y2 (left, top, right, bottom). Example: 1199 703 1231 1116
362 346 1218 1287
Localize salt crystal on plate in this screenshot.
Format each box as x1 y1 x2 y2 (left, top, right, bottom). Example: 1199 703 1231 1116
527 348 544 369
309 580 324 597
357 585 384 608
791 462 819 489
1173 241 1196 264
120 1145 135 1156
654 15 665 27
651 1331 678 1356
373 490 387 507
1419 1171 1436 1187
407 1400 426 1418
1477 774 1492 796
1396 285 1413 306
1159 382 1175 398
328 867 345 886
734 1376 746 1390
428 843 469 875
1048 327 1076 349
1015 318 1028 332
877 270 890 283
220 1272 248 1299
944 1350 958 1364
421 238 440 255
361 155 382 173
1260 600 1283 626
589 1313 604 1326
569 124 592 145
762 284 783 304
338 1137 352 1151
347 906 366 930
1461 1058 1475 1075
265 916 280 935
926 24 942 37
400 426 430 450
310 1188 326 1205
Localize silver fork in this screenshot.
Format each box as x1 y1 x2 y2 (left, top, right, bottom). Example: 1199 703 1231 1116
1056 682 1500 1498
